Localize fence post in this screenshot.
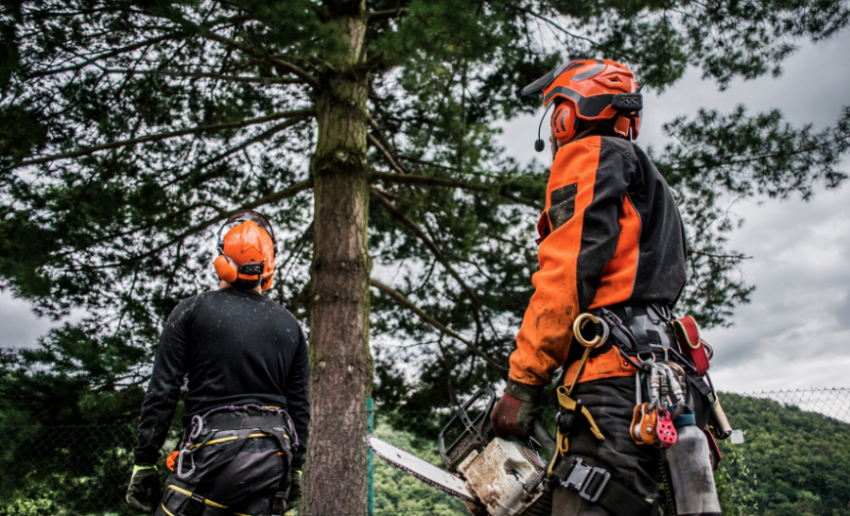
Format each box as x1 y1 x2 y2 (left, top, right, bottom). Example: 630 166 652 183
367 397 375 516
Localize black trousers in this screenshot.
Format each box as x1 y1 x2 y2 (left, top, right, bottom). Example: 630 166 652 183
156 433 288 516
551 374 710 516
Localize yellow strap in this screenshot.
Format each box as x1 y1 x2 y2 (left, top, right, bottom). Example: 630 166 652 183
190 432 278 449
167 485 228 509
566 346 593 396
557 386 605 441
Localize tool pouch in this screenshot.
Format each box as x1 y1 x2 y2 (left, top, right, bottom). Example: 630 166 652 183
670 316 710 375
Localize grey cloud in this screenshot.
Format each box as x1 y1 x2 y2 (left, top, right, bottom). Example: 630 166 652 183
0 291 56 349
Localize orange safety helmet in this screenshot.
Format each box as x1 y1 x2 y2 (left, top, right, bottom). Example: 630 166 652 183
213 209 277 291
522 59 643 145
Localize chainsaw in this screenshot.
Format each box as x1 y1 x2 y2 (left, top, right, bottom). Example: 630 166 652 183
366 388 557 516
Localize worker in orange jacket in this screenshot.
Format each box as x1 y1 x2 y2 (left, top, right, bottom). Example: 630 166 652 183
491 60 712 516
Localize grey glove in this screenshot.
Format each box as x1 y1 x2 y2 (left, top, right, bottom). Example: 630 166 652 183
126 465 160 513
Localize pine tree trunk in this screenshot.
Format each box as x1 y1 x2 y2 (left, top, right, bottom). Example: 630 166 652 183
303 3 373 514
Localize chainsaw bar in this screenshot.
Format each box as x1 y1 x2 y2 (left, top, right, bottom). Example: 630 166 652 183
365 434 478 503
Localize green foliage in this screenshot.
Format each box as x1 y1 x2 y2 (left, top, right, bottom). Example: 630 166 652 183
374 418 468 515
0 0 847 417
717 393 850 516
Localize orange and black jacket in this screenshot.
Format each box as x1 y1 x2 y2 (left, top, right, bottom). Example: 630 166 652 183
509 135 687 388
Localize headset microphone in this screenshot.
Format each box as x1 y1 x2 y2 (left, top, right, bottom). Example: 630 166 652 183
534 102 554 152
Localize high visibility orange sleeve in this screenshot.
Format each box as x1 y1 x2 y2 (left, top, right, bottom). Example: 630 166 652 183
509 136 631 386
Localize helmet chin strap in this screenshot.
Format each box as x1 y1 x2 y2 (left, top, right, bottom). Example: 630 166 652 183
534 102 555 152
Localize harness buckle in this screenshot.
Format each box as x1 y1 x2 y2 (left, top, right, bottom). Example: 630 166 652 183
561 458 611 503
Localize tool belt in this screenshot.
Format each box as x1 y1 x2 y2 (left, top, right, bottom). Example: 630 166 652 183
551 457 659 516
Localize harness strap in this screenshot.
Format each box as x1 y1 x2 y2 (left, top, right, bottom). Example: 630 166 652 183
553 457 659 516
257 427 293 516
176 429 253 516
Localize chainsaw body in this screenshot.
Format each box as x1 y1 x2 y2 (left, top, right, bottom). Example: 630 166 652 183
457 437 552 516
437 388 555 516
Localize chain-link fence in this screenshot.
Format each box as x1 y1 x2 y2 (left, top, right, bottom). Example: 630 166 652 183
1 388 849 516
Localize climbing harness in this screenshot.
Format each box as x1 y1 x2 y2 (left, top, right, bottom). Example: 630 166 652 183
165 404 299 516
176 404 299 479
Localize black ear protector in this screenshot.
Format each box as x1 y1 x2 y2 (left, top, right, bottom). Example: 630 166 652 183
534 102 555 152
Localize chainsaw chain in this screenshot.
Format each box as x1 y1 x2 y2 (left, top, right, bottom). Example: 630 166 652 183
366 435 479 504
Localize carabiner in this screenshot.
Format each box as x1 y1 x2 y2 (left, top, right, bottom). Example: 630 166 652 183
189 414 204 440
573 313 610 348
176 449 196 479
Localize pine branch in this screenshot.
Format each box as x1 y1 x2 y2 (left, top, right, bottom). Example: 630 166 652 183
373 171 543 210
26 32 190 79
101 68 306 84
198 32 319 88
13 109 315 169
368 134 407 175
78 179 313 270
369 188 488 335
165 116 312 187
369 279 506 371
368 8 409 22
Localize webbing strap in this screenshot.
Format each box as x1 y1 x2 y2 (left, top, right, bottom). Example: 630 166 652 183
556 387 605 441
553 458 659 516
258 427 292 516
176 430 253 516
566 346 593 397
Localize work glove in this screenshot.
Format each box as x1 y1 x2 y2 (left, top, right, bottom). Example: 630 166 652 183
491 379 544 439
126 464 160 513
288 468 303 506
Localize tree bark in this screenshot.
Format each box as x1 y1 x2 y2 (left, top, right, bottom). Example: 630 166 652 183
303 2 373 515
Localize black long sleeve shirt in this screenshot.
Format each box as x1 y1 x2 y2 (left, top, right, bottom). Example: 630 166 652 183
133 288 310 465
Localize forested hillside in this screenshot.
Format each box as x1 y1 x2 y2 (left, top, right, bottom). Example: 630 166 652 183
716 393 850 516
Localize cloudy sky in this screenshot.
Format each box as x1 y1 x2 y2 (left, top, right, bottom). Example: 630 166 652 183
2 28 848 396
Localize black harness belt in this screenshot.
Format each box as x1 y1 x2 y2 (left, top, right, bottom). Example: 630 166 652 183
552 457 659 516
175 412 293 516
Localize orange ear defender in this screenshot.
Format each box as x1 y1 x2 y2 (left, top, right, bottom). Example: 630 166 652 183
213 210 277 290
551 101 578 145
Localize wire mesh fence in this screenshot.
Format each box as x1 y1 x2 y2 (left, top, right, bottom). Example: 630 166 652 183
1 387 849 516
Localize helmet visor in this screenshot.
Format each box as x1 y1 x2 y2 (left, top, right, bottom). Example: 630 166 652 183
520 61 585 96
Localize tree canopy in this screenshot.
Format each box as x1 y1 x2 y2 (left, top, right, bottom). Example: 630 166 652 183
1 0 849 510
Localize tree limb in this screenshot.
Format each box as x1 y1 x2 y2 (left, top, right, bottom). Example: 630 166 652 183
368 7 409 22
198 32 319 88
78 179 313 270
373 171 543 210
101 68 306 84
369 188 488 333
13 109 315 169
370 278 506 371
26 33 189 79
368 134 407 175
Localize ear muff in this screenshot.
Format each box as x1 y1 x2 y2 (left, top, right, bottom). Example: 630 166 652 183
262 275 274 291
214 254 238 283
613 115 632 139
551 101 577 145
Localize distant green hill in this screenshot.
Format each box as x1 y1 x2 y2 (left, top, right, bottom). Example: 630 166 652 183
715 393 850 516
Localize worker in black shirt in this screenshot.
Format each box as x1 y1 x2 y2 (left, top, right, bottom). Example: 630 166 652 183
126 209 310 516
